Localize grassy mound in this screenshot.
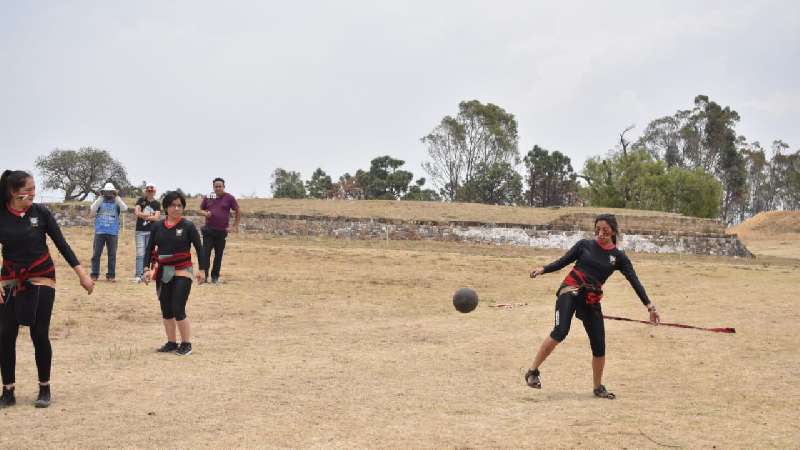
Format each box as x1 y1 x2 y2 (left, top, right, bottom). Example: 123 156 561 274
728 211 800 240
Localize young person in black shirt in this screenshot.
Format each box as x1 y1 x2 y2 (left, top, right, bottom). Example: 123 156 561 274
143 191 206 356
525 214 660 399
133 183 161 282
0 170 94 408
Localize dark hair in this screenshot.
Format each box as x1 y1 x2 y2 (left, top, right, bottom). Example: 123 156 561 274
594 213 620 244
0 170 32 205
162 190 187 211
213 177 225 186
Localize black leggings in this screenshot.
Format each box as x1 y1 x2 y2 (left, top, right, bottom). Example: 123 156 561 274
0 285 55 384
157 277 192 321
549 292 606 357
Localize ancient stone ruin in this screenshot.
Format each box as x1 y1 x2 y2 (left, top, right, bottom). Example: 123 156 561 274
48 205 752 257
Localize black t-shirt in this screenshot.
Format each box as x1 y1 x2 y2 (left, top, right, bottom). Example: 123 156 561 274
543 239 651 305
135 197 162 232
0 203 80 269
143 218 208 270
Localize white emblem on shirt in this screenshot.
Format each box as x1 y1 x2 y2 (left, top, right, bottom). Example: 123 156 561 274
609 255 616 264
142 204 154 226
176 228 183 237
30 217 39 227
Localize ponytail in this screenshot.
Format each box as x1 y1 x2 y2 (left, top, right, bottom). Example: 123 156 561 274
0 170 32 206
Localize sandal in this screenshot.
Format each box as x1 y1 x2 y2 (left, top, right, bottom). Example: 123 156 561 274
593 384 616 399
524 368 541 389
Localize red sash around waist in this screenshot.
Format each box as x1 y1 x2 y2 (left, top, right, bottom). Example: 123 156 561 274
1 253 55 292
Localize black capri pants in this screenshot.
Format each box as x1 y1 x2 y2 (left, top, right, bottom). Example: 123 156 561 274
549 291 606 357
156 277 192 321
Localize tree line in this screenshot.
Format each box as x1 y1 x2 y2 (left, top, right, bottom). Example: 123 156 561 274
271 96 798 224
33 95 799 223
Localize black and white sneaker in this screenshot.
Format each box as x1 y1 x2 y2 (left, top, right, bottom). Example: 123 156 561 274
35 384 51 408
525 368 542 389
157 341 178 353
175 342 192 356
0 386 15 408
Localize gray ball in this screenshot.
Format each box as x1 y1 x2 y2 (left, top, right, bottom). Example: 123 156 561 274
453 288 479 313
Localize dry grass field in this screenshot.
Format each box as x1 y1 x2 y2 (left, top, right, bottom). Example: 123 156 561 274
115 197 684 225
1 213 799 448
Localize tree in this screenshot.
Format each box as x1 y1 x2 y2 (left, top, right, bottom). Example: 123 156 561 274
270 169 306 199
581 148 663 208
633 167 722 218
740 141 773 215
769 142 800 210
631 95 748 223
523 145 579 207
422 100 519 200
634 113 691 168
305 168 333 199
458 162 523 205
326 173 363 200
582 148 722 218
402 178 442 201
127 180 148 200
357 156 414 200
35 147 131 201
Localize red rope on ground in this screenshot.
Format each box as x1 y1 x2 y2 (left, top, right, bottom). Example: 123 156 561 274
603 315 736 334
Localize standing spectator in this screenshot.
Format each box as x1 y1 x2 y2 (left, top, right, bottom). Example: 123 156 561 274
199 178 240 284
132 183 161 283
89 182 127 282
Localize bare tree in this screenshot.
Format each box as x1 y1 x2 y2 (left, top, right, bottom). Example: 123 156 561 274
35 147 131 201
619 124 635 157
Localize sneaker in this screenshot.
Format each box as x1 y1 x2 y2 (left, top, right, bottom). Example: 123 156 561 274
132 277 142 284
593 384 616 399
176 342 192 356
35 384 51 408
211 277 220 284
90 275 99 281
156 341 178 353
106 277 116 283
0 386 15 408
524 368 542 389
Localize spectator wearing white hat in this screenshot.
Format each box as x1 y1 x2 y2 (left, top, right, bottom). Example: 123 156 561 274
132 183 161 282
89 182 128 282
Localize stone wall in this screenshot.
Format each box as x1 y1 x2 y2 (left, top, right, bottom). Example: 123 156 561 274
48 205 752 257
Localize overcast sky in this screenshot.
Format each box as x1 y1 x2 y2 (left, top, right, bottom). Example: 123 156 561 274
2 0 798 199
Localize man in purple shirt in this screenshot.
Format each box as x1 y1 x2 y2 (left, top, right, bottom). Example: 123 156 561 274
199 177 240 283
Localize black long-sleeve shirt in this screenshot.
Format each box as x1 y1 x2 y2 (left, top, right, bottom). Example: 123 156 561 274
0 204 80 280
543 239 651 305
143 218 208 271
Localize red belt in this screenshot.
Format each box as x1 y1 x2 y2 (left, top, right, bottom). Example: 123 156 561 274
562 268 603 304
1 253 54 292
152 251 192 280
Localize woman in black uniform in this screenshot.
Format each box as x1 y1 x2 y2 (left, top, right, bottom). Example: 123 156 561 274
143 191 206 356
525 214 660 399
0 170 94 408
